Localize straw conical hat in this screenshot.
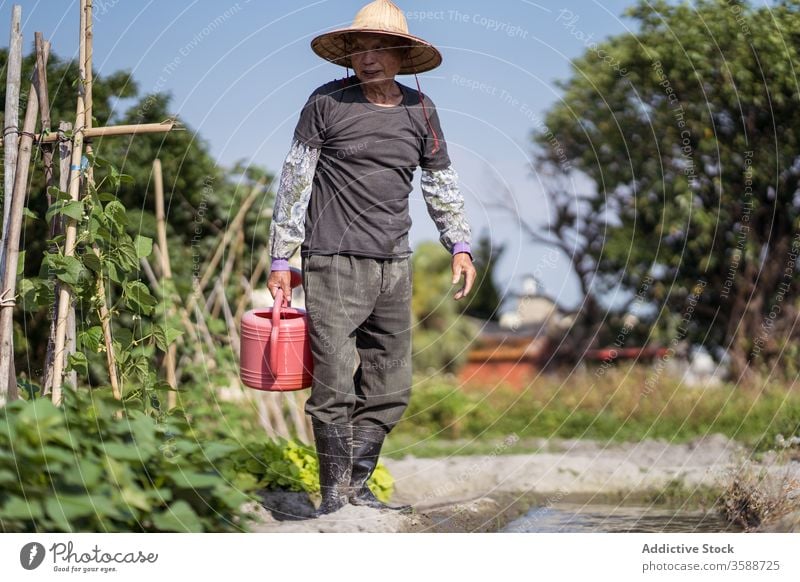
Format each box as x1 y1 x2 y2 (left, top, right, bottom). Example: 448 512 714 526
311 0 442 75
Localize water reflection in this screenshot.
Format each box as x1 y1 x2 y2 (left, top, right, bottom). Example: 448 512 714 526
502 503 740 533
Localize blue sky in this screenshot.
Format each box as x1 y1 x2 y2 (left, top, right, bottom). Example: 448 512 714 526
3 0 640 310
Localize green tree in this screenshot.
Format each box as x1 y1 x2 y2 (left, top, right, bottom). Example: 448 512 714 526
459 231 504 321
532 0 800 376
0 48 273 386
411 241 477 374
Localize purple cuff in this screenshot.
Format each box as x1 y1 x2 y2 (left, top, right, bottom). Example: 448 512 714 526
270 258 290 271
452 242 472 258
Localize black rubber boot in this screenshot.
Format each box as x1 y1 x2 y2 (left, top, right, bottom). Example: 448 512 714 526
349 425 412 513
311 419 353 517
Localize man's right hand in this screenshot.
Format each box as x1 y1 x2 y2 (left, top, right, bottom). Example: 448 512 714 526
268 270 292 307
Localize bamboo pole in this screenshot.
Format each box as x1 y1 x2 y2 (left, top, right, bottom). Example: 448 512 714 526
1 5 22 288
90 243 120 398
215 279 240 359
34 34 57 401
1 7 22 405
203 283 218 313
65 307 78 390
142 254 193 383
0 121 177 148
191 295 219 355
235 252 269 323
150 241 164 279
80 0 120 400
235 274 253 324
43 121 74 396
184 179 263 316
55 123 73 230
140 254 197 338
153 159 178 408
153 158 172 279
50 1 89 404
34 33 54 196
210 229 243 320
32 35 57 392
84 0 93 128
139 251 197 337
0 37 48 401
138 256 159 290
36 37 62 395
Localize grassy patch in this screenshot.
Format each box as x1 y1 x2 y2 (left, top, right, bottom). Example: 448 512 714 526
395 366 800 451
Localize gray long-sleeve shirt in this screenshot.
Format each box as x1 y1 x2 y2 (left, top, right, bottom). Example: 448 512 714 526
268 140 471 269
269 78 472 269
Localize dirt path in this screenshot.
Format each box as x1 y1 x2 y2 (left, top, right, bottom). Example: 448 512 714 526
248 434 800 533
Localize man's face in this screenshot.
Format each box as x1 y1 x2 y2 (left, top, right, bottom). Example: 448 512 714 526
347 33 407 84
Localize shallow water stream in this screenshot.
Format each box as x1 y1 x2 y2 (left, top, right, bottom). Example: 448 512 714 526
502 503 740 533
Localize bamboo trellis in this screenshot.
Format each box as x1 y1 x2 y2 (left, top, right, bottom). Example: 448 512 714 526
0 1 175 404
0 1 312 443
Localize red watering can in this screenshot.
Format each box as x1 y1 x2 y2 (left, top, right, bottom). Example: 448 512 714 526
239 268 313 391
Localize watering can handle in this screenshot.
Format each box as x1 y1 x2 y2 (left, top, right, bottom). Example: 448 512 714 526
270 288 283 373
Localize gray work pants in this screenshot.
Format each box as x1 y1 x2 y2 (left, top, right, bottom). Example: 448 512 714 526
301 254 412 434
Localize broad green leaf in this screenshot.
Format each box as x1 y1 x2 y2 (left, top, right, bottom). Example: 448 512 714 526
104 200 127 232
105 259 122 284
0 469 18 485
47 255 84 286
0 496 44 519
67 352 89 376
101 442 145 461
168 471 222 489
200 442 240 461
82 251 102 273
151 500 203 532
120 486 152 511
46 200 83 222
103 456 133 486
115 239 139 272
17 398 62 426
79 326 104 352
89 154 111 168
48 185 68 200
16 250 24 275
46 495 99 521
61 459 103 488
134 235 153 259
124 281 157 315
114 327 134 350
87 495 125 519
128 414 157 452
152 324 183 351
36 445 76 465
231 473 258 493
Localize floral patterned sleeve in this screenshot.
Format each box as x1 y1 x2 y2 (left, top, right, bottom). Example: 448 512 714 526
420 166 472 256
268 140 321 270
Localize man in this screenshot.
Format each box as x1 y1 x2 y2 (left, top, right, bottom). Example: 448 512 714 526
267 0 475 516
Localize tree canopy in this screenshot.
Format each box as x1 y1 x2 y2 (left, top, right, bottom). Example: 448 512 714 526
532 0 800 376
0 47 273 385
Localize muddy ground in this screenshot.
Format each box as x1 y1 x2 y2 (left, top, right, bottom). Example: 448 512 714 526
247 434 800 533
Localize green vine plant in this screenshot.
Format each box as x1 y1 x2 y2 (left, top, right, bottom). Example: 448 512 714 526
4 154 397 532
21 153 181 414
